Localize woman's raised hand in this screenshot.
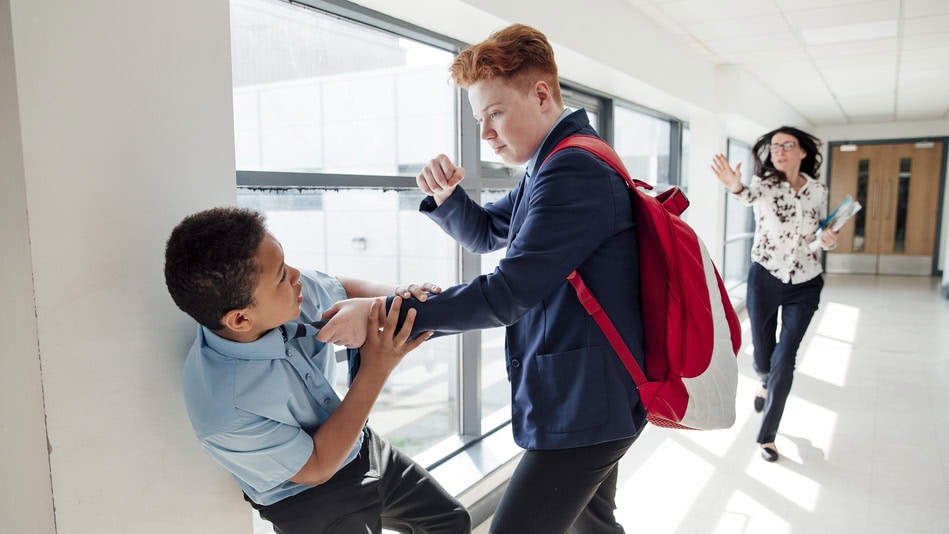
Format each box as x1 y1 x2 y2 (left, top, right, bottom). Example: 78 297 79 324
711 154 744 193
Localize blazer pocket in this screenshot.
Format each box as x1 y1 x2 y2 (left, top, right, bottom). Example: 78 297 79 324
532 347 610 433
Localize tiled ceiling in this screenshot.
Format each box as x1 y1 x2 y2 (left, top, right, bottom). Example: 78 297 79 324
626 0 949 125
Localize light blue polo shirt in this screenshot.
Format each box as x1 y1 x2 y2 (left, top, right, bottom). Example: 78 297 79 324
182 270 362 506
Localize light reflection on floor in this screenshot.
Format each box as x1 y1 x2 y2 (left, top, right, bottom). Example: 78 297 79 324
606 274 949 534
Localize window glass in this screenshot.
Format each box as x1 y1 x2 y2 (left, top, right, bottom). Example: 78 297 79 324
893 158 911 253
723 139 756 288
231 0 455 176
853 160 870 252
479 190 513 425
613 105 671 186
679 126 690 192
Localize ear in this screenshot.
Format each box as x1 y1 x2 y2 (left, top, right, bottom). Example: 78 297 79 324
222 308 254 333
532 80 553 110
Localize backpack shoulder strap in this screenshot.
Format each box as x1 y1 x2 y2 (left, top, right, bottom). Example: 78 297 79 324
543 134 690 216
543 135 640 190
542 134 648 388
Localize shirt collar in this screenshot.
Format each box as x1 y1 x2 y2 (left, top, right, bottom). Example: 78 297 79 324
201 325 288 361
781 172 814 192
525 107 573 178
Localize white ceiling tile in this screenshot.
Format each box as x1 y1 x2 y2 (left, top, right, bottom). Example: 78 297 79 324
814 52 898 69
681 14 791 42
840 93 896 108
775 0 881 11
781 93 847 122
802 20 897 45
784 0 900 30
897 68 949 85
703 32 800 54
637 4 688 35
902 33 949 50
747 61 822 81
847 113 897 122
896 108 947 120
903 0 949 18
723 47 811 65
900 48 949 70
822 64 897 95
807 38 898 58
653 0 779 24
897 92 949 120
625 0 949 123
901 14 949 35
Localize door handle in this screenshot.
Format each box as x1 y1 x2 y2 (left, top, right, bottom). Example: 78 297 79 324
884 182 893 220
872 181 880 218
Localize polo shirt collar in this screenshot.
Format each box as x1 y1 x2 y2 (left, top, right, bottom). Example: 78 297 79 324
202 325 287 361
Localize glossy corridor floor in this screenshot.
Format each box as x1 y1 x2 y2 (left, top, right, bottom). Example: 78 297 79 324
475 274 949 534
611 274 948 534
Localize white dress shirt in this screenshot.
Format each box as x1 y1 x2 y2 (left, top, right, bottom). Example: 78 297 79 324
733 173 829 284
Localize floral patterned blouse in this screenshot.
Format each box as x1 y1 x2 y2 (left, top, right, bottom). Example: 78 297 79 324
732 173 830 284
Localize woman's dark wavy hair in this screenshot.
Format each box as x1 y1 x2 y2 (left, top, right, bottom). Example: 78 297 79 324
164 207 267 331
752 126 823 182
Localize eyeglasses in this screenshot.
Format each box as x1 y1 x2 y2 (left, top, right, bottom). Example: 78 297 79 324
769 141 797 153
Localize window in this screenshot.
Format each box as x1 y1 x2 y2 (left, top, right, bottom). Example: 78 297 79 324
231 0 456 176
613 104 671 187
723 139 756 291
679 125 691 193
232 0 467 461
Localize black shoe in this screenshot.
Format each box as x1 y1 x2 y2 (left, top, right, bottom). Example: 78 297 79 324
754 395 765 413
760 445 779 462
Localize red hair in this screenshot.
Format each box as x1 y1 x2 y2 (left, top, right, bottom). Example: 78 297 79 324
450 24 561 104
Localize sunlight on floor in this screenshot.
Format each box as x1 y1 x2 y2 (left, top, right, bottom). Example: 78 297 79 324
813 301 860 343
798 334 853 387
615 438 716 530
610 275 949 533
714 491 791 534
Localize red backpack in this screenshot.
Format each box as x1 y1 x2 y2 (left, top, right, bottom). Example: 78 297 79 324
543 135 742 430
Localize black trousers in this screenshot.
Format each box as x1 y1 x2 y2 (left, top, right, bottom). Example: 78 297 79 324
746 262 823 444
489 435 637 534
248 427 471 534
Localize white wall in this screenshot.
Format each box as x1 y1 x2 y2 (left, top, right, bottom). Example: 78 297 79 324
5 0 247 532
0 0 56 531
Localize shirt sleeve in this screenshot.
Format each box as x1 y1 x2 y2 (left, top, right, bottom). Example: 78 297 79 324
201 415 314 493
732 176 763 205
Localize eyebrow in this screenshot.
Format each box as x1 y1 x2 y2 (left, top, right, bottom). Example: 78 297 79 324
478 101 502 116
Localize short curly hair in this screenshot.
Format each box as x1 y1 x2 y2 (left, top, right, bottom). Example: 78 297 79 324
164 207 267 331
450 24 561 105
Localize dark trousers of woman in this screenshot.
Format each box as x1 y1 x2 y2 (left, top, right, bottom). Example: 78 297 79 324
248 427 471 534
489 435 637 534
746 262 823 445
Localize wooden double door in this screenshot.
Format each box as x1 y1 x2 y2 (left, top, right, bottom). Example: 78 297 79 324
827 141 944 275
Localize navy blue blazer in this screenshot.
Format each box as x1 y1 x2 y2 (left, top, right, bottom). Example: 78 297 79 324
394 109 646 450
